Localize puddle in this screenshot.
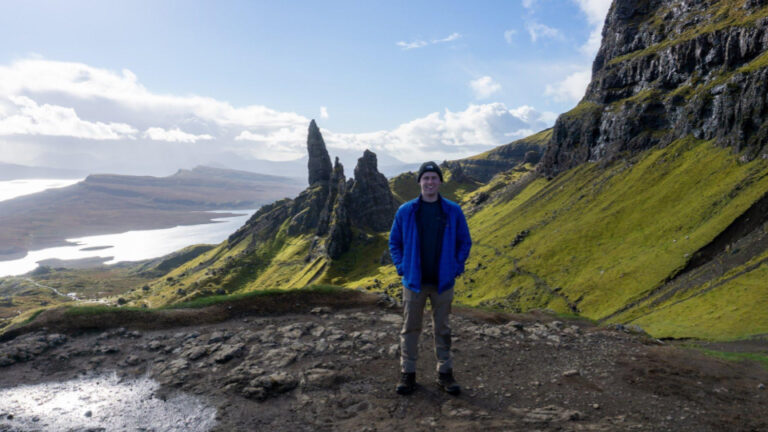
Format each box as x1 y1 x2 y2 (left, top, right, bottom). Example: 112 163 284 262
0 373 217 431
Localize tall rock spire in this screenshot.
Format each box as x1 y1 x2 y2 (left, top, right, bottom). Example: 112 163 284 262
307 120 332 186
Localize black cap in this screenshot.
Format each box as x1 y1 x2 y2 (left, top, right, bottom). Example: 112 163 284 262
417 161 443 182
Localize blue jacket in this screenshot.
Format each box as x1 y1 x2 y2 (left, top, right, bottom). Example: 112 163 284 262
389 195 472 293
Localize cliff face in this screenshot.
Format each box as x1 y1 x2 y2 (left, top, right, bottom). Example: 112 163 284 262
542 0 768 175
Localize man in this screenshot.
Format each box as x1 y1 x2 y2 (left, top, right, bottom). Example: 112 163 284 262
388 161 472 396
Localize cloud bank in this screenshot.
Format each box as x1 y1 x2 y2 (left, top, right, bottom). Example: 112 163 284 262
0 58 555 176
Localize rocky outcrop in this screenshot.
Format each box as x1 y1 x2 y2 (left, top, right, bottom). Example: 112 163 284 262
228 122 396 261
541 0 768 175
457 136 547 182
324 159 352 259
348 150 398 232
307 120 333 186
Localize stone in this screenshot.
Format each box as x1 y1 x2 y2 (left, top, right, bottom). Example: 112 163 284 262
347 150 398 232
0 355 15 367
562 369 580 377
213 343 245 363
183 346 209 360
509 405 583 423
311 306 332 315
301 368 340 388
123 355 142 366
307 120 333 186
166 358 190 375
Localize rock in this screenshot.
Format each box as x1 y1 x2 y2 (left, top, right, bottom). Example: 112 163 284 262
562 369 580 377
387 344 400 358
123 355 142 366
213 343 245 363
479 326 502 337
245 372 298 400
347 150 398 232
759 383 766 390
311 306 332 315
166 358 190 375
380 314 403 325
208 331 229 344
183 345 209 360
46 334 67 346
301 368 340 388
261 348 298 368
84 410 92 418
509 405 583 423
307 119 333 186
0 354 15 367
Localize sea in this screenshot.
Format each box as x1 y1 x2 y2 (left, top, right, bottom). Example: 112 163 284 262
0 179 254 277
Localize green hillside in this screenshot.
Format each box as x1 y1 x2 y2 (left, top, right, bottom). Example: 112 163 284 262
453 136 768 340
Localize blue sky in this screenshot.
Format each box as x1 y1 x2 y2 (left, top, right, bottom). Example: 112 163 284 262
0 0 611 176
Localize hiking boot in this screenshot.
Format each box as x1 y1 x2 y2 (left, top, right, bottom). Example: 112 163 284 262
396 372 416 395
437 370 461 395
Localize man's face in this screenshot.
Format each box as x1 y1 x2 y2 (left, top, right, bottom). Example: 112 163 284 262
419 171 442 198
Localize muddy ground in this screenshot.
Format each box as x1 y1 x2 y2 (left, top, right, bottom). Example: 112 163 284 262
0 292 766 431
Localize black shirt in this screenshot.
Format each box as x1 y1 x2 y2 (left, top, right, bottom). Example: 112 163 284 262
419 199 442 284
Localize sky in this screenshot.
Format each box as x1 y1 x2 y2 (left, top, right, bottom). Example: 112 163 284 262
0 0 612 177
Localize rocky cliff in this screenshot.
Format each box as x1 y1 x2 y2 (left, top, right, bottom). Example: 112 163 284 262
541 0 768 175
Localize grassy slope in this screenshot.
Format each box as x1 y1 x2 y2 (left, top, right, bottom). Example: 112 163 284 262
453 136 768 340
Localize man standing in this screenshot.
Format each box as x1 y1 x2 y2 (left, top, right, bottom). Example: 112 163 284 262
389 161 472 396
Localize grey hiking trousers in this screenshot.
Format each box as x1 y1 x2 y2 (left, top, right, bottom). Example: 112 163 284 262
400 284 453 374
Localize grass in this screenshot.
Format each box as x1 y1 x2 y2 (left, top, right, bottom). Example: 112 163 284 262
694 348 768 370
449 135 768 339
165 284 346 309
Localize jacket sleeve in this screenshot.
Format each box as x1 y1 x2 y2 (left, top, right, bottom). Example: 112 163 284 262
389 209 404 276
455 209 472 276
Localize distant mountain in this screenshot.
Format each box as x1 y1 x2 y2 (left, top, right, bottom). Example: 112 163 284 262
0 166 304 259
0 162 88 180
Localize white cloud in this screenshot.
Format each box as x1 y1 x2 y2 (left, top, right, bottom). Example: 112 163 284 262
144 127 213 143
432 33 461 44
0 96 137 139
0 57 556 175
572 0 612 56
234 127 307 161
396 32 461 50
522 0 537 10
504 29 517 44
319 106 329 119
526 21 563 43
469 76 502 99
544 69 591 102
324 103 554 162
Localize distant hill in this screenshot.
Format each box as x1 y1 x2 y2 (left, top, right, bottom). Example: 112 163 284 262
0 166 304 259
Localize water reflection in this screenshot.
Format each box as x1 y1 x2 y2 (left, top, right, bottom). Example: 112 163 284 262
0 179 83 202
0 373 217 431
0 210 254 277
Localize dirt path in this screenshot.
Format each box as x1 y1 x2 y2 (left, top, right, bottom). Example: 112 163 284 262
0 295 766 431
